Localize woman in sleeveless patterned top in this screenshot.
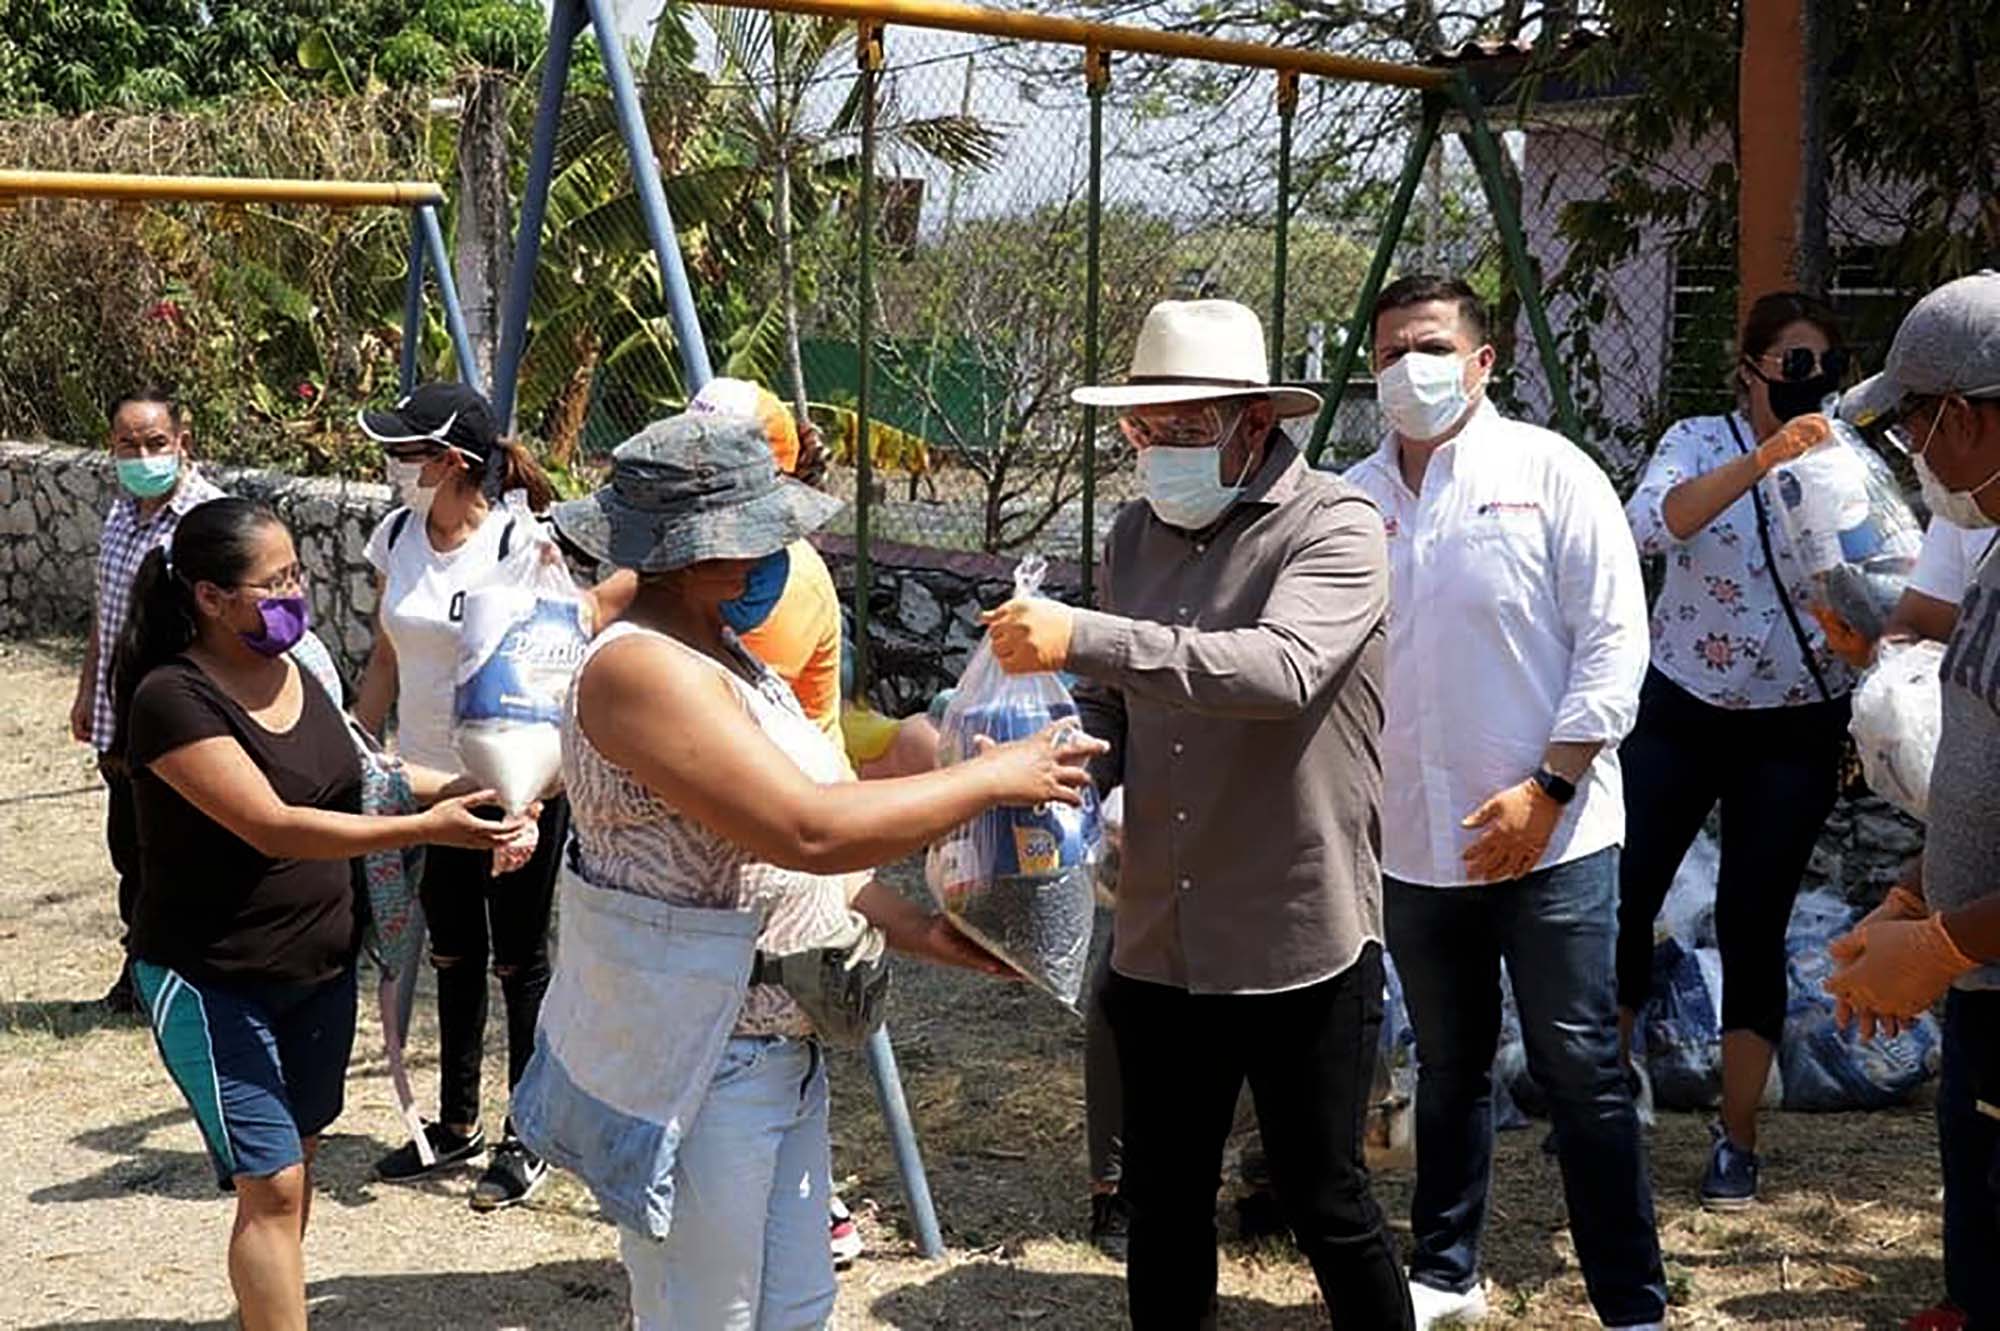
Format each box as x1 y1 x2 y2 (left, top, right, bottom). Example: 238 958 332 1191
545 415 1105 1331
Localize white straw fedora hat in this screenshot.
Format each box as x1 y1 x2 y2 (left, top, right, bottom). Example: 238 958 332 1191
1071 299 1323 418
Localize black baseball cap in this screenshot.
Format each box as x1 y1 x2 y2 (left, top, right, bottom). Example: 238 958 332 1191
359 382 500 461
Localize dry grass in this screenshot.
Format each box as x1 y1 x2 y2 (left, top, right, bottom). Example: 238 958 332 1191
0 637 1949 1329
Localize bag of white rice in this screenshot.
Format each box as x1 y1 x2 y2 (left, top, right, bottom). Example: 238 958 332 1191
452 494 589 813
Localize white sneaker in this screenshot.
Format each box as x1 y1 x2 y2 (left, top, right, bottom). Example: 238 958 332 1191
1409 1279 1488 1328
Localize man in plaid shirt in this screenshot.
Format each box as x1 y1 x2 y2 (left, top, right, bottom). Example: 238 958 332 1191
67 389 223 1011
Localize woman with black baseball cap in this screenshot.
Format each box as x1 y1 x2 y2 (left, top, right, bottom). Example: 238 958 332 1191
353 382 568 1211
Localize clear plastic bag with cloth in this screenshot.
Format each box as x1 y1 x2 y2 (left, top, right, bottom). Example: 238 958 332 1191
925 556 1103 1010
1769 416 1923 641
451 493 591 814
1848 638 1945 820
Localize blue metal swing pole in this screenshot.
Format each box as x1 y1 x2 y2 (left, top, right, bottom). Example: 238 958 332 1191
491 0 583 430
867 1024 945 1258
417 204 484 397
399 214 427 395
582 0 713 391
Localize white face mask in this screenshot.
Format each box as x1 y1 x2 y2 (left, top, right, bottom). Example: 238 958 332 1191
387 459 440 519
1138 441 1249 530
1378 351 1478 442
1916 453 2000 529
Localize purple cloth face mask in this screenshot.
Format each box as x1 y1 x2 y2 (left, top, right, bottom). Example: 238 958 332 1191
240 594 309 657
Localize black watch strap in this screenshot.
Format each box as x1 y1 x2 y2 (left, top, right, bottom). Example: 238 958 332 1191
1532 767 1578 806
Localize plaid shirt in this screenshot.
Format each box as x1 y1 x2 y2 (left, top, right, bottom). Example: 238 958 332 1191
88 470 225 751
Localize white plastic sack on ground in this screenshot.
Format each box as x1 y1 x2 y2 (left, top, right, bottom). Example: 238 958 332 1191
452 494 589 813
926 557 1102 1010
1657 831 1721 949
1850 639 1945 820
1771 419 1922 639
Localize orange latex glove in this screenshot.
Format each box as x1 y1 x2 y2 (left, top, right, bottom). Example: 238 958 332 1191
1754 412 1832 473
1809 604 1875 671
980 598 1075 675
1828 886 1928 1038
1825 910 1977 1029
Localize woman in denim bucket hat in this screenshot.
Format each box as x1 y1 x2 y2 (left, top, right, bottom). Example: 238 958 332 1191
516 412 1105 1330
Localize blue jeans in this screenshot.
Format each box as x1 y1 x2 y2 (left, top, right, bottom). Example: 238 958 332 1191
1386 848 1667 1328
619 1036 835 1331
1940 989 2000 1329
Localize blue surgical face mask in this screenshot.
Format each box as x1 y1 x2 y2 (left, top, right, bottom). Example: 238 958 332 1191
116 453 180 499
721 547 792 632
1137 438 1249 530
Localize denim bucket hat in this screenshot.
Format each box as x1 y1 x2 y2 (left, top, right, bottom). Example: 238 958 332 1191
550 413 843 573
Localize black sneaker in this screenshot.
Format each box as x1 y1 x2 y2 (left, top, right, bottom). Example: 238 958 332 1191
376 1122 486 1181
1088 1191 1131 1261
1700 1122 1759 1211
471 1137 548 1212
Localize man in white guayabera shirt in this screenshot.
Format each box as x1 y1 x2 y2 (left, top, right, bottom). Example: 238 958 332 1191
1343 275 1665 1331
1830 270 2000 1331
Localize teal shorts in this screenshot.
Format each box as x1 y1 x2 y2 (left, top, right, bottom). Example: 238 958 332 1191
131 961 357 1189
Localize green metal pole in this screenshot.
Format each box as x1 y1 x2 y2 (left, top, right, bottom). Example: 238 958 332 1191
1448 71 1586 449
1304 94 1443 467
1082 48 1107 606
853 22 881 700
1271 70 1298 382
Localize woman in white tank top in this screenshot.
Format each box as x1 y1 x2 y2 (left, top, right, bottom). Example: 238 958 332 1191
531 413 1104 1331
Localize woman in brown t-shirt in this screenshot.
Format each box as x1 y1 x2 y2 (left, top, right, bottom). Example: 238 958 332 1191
109 496 528 1331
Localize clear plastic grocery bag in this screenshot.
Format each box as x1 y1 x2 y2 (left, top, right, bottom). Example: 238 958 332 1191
1770 418 1922 639
452 493 590 814
1849 638 1945 820
925 556 1102 1010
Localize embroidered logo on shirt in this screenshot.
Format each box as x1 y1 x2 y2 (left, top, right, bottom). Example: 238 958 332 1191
1477 501 1542 517
1383 515 1401 537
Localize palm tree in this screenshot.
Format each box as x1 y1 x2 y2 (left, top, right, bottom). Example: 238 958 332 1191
695 5 1002 480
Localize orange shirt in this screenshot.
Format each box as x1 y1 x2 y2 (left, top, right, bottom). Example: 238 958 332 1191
741 539 844 750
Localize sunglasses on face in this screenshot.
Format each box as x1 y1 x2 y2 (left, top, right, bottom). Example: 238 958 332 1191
1752 346 1850 383
386 443 447 464
1118 404 1242 450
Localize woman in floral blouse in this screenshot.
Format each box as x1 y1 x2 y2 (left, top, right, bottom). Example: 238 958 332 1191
1616 291 1855 1210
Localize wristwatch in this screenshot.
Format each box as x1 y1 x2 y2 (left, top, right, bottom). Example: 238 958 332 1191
1531 767 1577 806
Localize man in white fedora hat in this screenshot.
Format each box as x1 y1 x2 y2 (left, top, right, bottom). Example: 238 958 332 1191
1343 275 1663 1330
982 299 1411 1328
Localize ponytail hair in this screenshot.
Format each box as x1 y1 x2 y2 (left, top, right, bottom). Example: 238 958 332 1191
458 439 556 514
109 496 281 762
494 440 555 513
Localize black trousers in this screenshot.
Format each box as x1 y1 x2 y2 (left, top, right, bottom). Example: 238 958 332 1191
100 755 141 946
1616 668 1848 1045
1102 944 1413 1330
420 797 567 1129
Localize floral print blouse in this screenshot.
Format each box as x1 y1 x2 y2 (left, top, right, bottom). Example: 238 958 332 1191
1625 411 1854 709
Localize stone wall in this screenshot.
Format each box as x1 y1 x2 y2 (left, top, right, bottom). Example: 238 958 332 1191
0 442 1080 712
0 441 1920 905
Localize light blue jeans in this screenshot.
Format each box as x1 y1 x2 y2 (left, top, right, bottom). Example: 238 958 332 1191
619 1035 835 1331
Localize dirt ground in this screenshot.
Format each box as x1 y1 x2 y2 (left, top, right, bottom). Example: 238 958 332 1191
0 636 1950 1329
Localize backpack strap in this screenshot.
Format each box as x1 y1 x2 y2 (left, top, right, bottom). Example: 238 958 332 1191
498 517 518 562
389 507 412 551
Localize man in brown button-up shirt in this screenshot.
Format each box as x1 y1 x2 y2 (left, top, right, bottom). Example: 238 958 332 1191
984 300 1408 1329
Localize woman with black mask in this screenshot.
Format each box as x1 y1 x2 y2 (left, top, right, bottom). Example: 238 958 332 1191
1616 291 1855 1211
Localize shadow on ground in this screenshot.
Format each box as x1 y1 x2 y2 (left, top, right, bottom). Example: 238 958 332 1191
17 1257 632 1329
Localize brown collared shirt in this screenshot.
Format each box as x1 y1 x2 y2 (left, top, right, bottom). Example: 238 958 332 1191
1068 434 1389 994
